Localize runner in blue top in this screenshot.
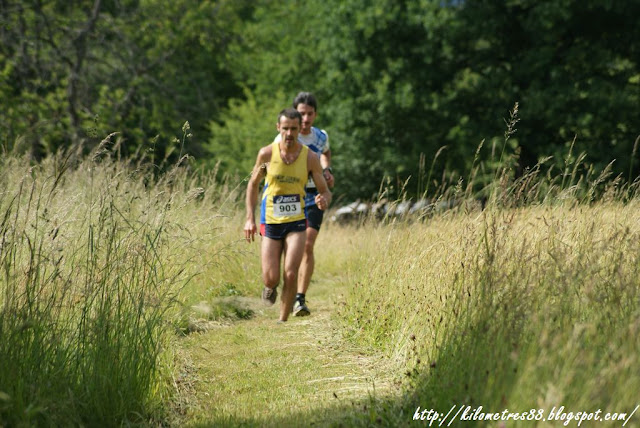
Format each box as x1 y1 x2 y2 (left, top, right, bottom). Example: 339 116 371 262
274 92 334 316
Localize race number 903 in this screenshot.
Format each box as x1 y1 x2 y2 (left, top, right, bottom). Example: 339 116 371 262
272 194 301 218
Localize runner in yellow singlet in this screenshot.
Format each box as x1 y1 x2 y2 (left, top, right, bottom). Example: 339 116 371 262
259 141 309 227
244 108 331 322
273 92 334 317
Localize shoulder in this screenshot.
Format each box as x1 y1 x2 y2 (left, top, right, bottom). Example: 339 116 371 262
307 148 320 166
312 127 328 142
257 144 273 162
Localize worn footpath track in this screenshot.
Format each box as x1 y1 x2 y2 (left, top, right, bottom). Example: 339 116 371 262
175 276 397 427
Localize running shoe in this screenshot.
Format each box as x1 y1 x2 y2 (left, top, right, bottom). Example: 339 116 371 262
262 286 277 306
293 299 310 316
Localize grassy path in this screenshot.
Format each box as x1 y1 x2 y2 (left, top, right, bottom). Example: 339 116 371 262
175 275 397 427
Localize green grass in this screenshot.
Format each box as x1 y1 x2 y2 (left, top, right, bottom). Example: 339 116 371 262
176 273 398 428
2 127 639 427
0 146 254 425
334 203 640 426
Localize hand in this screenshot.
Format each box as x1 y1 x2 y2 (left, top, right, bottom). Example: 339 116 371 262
315 194 327 210
323 169 334 188
244 219 257 242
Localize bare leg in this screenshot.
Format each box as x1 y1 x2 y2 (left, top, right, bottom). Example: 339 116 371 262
280 231 306 321
261 236 283 289
298 227 319 294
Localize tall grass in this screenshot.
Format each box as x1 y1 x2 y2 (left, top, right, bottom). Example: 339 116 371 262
328 130 640 425
0 141 252 425
408 104 640 213
331 202 640 425
419 205 639 413
2 117 637 426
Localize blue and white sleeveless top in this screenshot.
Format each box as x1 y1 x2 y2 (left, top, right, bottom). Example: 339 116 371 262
274 127 330 207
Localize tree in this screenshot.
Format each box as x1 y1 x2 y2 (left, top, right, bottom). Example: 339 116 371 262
2 0 637 199
311 0 640 199
205 87 288 180
0 0 255 160
203 0 328 178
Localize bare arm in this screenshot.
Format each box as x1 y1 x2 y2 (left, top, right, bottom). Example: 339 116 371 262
320 149 334 188
309 152 332 210
320 150 331 169
244 146 271 242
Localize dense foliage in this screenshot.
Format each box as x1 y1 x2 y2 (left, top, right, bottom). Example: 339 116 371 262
0 0 253 158
2 0 638 199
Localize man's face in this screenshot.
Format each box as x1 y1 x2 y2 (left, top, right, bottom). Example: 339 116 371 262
277 116 301 148
296 103 316 134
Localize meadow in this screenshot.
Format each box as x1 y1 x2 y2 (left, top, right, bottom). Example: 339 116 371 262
0 140 258 426
329 202 640 426
1 138 639 426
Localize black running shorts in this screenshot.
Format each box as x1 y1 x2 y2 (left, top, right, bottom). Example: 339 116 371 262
260 219 307 240
305 204 324 231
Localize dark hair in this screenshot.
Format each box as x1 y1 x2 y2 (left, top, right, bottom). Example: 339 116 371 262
293 92 317 111
278 107 302 125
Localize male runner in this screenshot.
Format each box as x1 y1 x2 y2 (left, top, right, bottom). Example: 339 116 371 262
275 92 334 316
245 108 331 322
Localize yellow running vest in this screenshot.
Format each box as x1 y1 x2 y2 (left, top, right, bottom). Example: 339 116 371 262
260 142 309 225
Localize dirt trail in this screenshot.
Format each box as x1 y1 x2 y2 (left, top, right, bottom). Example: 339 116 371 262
176 276 397 427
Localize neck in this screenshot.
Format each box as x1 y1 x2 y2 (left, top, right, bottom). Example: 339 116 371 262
280 141 299 152
279 142 301 165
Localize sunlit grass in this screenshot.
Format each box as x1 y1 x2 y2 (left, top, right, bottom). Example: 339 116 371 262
332 200 640 426
0 145 254 425
324 107 640 426
2 117 639 427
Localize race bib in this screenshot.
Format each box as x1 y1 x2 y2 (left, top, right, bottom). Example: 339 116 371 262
273 194 302 218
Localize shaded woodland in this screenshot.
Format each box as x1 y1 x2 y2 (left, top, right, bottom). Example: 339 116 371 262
2 0 638 199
